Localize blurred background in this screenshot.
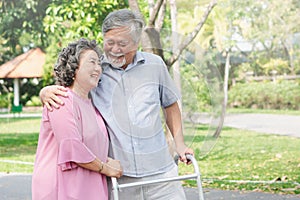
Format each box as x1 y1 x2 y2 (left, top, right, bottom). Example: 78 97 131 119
0 0 299 113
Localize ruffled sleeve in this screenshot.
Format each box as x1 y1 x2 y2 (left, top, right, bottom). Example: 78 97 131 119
57 138 95 171
48 92 96 171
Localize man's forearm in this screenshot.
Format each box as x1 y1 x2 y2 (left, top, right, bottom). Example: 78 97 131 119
164 102 185 145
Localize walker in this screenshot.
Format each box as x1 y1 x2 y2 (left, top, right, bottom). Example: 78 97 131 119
111 154 205 200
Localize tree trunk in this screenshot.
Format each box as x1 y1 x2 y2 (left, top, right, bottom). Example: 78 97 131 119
213 50 230 138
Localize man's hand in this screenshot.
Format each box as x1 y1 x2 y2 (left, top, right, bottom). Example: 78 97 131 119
176 143 194 165
39 85 68 111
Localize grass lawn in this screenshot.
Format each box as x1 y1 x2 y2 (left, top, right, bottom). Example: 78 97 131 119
180 125 300 195
0 115 299 195
0 117 40 173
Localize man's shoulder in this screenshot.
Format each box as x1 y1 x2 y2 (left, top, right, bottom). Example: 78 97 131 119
138 51 163 61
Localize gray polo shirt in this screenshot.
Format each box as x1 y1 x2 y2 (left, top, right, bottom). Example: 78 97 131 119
91 51 180 177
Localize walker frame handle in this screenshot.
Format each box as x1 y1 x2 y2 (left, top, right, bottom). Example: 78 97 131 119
111 154 204 200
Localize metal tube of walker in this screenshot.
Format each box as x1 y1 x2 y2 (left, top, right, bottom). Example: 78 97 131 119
186 154 205 200
111 154 204 200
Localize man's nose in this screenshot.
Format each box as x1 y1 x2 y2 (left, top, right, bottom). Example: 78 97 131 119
111 44 122 53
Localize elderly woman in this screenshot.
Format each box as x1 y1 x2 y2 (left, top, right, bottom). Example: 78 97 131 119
32 38 122 200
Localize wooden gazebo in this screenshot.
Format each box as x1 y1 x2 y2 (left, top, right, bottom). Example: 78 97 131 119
0 48 45 111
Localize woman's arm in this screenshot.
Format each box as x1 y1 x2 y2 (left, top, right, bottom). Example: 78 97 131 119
77 157 122 178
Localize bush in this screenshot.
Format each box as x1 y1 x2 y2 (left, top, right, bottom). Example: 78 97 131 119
0 93 12 108
25 96 42 107
228 80 300 110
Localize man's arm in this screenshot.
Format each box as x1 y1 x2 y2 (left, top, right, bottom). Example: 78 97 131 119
39 85 68 111
164 102 194 164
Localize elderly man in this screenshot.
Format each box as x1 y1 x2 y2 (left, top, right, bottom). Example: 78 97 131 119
40 9 193 200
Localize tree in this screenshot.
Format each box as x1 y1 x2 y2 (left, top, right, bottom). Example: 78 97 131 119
128 0 217 70
0 0 127 105
0 0 53 107
227 0 300 76
0 0 52 56
41 0 127 86
127 0 224 158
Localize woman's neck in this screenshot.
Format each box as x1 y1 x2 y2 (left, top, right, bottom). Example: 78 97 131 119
70 85 89 99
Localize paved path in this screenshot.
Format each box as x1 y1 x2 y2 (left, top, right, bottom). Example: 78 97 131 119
193 113 300 138
223 113 300 138
1 113 300 199
1 173 299 200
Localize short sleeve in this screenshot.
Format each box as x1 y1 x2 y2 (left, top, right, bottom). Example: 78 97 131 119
48 95 96 171
158 58 181 108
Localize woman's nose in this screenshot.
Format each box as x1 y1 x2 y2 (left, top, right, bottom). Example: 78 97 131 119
95 64 102 73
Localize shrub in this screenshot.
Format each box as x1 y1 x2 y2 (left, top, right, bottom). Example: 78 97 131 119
0 93 12 108
25 96 42 107
228 80 300 110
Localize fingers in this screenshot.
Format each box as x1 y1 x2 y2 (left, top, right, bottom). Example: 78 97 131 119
56 86 68 92
54 86 68 98
178 147 194 165
44 96 63 111
40 85 68 111
105 159 123 178
49 94 64 107
44 102 53 112
179 154 188 164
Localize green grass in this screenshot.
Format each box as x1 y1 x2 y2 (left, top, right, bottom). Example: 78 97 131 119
0 117 40 173
0 116 299 195
180 125 300 195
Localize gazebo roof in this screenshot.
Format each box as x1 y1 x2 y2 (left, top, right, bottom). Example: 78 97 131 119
0 48 45 78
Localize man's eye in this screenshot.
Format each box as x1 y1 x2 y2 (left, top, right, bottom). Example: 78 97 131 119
106 41 114 46
119 42 129 47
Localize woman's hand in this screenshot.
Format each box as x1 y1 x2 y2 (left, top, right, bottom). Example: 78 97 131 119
40 85 68 111
102 157 123 178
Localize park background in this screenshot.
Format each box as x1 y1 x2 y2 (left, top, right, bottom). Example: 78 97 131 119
0 0 299 196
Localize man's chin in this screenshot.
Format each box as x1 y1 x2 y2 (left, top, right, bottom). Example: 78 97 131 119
108 58 126 68
110 62 125 68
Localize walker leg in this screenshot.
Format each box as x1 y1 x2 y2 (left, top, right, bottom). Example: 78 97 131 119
111 177 119 200
196 173 205 200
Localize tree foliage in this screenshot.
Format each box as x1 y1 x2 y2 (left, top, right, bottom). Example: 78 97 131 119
176 0 299 78
0 0 126 106
43 0 127 45
0 0 299 110
41 0 127 86
0 0 52 56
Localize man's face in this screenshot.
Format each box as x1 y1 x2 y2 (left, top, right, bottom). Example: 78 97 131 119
103 27 139 69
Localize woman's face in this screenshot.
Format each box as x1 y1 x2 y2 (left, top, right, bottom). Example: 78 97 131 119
74 50 102 91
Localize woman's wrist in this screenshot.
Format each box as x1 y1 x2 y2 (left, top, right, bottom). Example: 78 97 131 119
98 161 105 173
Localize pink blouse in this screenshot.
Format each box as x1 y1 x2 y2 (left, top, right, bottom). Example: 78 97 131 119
32 89 109 200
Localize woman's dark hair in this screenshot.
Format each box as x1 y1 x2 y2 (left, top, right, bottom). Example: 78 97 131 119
54 38 102 87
